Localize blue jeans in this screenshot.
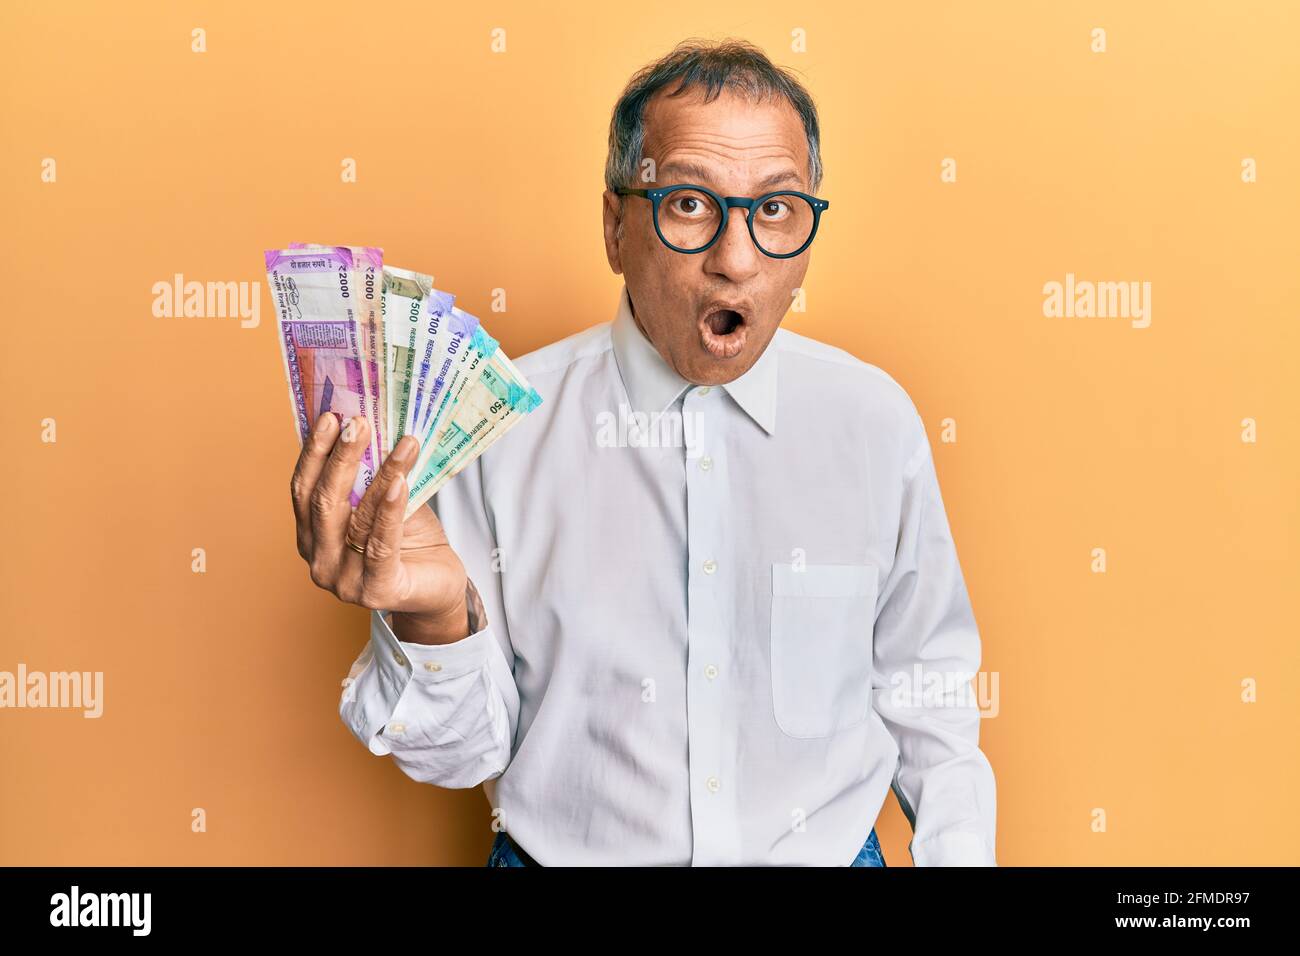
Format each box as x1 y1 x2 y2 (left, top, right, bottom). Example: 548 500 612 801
487 828 886 867
849 827 887 867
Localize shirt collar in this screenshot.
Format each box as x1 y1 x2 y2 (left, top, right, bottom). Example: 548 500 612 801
609 282 779 436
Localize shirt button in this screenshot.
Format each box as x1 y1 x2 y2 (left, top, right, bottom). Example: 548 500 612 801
699 456 713 471
424 662 442 672
388 722 406 735
702 559 717 574
392 650 407 667
706 776 720 793
704 664 718 680
697 386 711 396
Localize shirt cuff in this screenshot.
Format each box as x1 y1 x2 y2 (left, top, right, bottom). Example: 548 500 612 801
344 579 495 757
910 830 997 867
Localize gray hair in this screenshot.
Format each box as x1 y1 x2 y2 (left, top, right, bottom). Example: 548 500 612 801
604 38 824 198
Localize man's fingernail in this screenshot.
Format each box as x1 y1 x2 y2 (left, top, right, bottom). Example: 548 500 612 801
315 414 337 441
386 477 405 502
397 436 416 461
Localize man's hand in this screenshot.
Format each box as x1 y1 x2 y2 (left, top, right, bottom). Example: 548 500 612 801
290 413 471 644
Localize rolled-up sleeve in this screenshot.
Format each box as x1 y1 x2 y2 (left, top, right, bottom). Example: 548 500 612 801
871 414 997 866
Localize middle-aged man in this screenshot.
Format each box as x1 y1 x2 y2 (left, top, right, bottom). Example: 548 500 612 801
291 38 997 866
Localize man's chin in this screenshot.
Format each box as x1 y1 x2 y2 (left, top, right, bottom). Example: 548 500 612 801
682 343 758 386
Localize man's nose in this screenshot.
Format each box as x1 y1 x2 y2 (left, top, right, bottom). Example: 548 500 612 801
702 205 761 282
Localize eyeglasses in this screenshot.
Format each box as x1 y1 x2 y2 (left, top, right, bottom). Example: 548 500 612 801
615 184 830 259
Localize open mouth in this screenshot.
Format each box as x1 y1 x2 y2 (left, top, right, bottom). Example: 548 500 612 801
707 309 743 336
698 307 748 359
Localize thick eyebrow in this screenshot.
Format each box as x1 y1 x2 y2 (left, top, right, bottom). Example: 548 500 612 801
657 161 805 194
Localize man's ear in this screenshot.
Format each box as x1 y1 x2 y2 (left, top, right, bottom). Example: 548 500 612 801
601 189 624 275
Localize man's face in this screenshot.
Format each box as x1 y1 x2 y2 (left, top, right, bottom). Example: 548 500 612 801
602 83 815 386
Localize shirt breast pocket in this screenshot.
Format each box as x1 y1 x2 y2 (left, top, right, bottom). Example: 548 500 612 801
769 562 878 739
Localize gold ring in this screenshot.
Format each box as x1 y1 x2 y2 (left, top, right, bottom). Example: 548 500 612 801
345 536 367 555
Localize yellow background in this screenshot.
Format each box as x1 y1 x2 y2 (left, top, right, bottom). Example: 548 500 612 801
1 0 1296 865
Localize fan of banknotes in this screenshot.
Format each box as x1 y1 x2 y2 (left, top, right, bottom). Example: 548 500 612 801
264 243 541 518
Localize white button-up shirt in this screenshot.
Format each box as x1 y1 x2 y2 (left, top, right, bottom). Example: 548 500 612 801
340 282 997 866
